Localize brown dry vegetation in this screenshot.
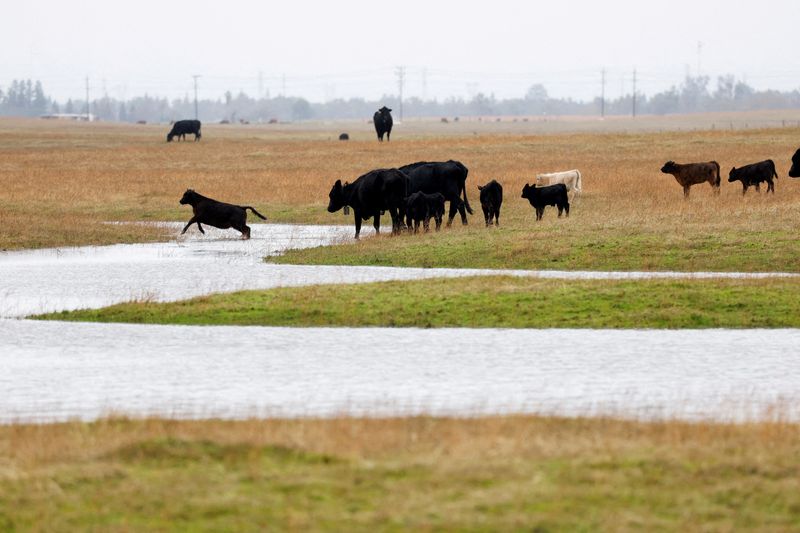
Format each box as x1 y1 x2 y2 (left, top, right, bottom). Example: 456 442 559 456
2 415 800 530
1 116 800 254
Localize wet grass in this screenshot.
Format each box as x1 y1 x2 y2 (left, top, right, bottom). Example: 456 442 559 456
1 416 799 531
38 276 800 328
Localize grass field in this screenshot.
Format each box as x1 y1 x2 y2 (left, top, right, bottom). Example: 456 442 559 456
39 276 800 328
2 116 800 271
1 415 799 531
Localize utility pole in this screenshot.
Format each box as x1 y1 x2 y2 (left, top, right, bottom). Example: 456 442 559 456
600 68 606 118
697 41 703 76
395 65 405 121
258 71 264 99
632 68 637 118
85 76 90 121
192 74 201 120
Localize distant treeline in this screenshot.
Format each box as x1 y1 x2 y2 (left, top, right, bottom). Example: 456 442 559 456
2 75 800 123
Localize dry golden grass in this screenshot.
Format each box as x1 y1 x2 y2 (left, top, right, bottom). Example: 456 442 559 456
2 415 799 530
2 116 800 252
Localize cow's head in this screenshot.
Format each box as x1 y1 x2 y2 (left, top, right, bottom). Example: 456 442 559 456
728 167 738 182
790 149 800 178
327 180 346 213
521 183 536 199
179 189 199 205
166 132 174 142
660 161 677 174
378 106 392 115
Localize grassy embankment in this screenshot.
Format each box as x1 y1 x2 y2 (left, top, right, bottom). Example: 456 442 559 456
39 276 800 328
1 117 799 272
1 416 799 531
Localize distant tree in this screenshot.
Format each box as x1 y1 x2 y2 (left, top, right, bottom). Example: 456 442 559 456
64 99 74 114
525 84 548 102
291 98 312 120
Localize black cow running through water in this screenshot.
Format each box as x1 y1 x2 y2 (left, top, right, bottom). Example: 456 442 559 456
728 160 779 194
167 119 202 142
327 168 407 238
399 160 473 226
373 106 393 142
179 189 266 239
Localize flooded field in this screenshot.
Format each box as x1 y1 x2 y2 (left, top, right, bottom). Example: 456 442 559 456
1 223 798 424
2 319 798 423
1 223 795 318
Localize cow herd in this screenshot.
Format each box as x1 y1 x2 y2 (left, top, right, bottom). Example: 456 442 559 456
660 151 800 197
325 160 579 239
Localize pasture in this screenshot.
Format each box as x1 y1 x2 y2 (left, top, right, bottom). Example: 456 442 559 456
2 416 799 531
2 116 800 271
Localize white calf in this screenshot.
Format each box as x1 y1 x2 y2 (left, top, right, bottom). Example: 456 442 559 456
535 169 582 199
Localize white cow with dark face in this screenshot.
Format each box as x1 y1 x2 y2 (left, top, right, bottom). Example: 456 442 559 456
535 169 582 200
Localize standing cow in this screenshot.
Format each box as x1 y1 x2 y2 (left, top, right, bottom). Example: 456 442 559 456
478 180 503 226
728 160 778 194
167 119 202 142
789 149 800 178
327 168 407 238
373 106 393 142
660 161 720 197
399 160 473 226
521 183 569 221
535 170 582 200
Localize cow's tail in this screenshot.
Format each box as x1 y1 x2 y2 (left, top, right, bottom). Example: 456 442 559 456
712 161 721 187
243 206 267 220
460 165 474 214
771 159 779 179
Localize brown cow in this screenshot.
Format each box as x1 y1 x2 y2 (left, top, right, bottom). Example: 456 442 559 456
660 161 721 198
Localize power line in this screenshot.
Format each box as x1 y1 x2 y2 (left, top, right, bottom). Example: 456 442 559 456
395 65 405 121
192 74 200 120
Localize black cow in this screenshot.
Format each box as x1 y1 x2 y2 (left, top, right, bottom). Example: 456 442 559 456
339 133 349 141
405 192 446 233
728 160 778 194
327 168 407 238
167 119 202 142
179 189 266 239
478 180 503 226
373 106 393 142
398 160 473 226
521 183 569 221
789 149 800 178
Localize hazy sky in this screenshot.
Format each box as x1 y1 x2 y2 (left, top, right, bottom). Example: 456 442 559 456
2 1 798 102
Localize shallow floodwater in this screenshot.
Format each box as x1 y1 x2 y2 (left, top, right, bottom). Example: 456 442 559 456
2 320 798 423
0 222 795 318
1 223 798 423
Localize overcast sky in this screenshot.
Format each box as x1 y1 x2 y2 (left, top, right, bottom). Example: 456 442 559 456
2 1 798 102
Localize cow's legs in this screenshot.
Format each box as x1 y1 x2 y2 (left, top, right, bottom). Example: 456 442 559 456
458 201 468 225
536 207 543 221
768 180 775 193
181 217 198 234
446 200 459 226
435 216 442 231
196 222 205 234
495 208 500 226
353 212 362 239
557 206 563 218
388 207 400 234
683 185 690 198
564 203 570 217
238 224 251 240
755 183 761 193
373 214 380 234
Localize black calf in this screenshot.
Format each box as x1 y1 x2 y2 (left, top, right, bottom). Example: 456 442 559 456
179 189 266 239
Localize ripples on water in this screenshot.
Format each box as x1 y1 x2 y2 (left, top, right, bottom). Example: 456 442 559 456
1 223 798 423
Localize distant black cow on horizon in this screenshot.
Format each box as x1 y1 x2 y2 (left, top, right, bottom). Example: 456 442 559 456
179 189 266 239
167 119 202 142
327 168 407 238
399 160 473 226
521 183 569 221
728 160 778 194
478 180 503 226
789 149 800 178
373 106 393 142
